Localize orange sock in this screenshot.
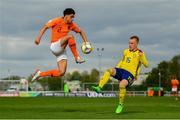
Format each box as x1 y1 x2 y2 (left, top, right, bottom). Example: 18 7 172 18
68 38 79 60
40 69 62 77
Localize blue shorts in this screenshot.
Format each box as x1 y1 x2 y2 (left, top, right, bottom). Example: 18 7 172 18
113 68 134 87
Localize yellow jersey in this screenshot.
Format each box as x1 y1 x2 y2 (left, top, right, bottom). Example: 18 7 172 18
116 48 149 77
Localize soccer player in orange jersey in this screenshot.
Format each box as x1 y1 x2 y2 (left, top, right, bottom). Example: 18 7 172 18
171 75 179 100
32 8 89 82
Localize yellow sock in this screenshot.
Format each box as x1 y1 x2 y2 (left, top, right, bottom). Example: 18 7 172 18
99 68 112 88
119 86 126 105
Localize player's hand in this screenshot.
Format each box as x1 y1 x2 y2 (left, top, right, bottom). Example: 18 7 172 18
139 51 143 56
35 38 40 45
138 49 143 56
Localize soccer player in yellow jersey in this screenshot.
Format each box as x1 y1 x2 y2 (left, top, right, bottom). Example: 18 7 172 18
92 35 149 113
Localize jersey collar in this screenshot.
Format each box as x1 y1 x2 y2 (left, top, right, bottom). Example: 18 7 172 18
129 48 138 52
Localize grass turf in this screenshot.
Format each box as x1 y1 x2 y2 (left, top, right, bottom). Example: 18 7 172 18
0 96 180 119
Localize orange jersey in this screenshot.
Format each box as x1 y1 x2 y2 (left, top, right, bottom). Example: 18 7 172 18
171 79 179 88
45 17 81 43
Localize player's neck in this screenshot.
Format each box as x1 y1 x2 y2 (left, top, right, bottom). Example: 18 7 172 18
129 48 138 52
63 16 68 24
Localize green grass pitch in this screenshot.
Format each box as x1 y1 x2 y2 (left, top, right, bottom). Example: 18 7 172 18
0 96 180 119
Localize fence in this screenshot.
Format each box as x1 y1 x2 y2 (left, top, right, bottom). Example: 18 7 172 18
0 90 178 97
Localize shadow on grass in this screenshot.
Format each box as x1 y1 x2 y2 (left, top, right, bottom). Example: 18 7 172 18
98 110 146 115
122 110 146 115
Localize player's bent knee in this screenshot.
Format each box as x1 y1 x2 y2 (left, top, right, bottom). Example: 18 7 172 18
107 68 112 74
61 72 65 76
68 34 74 39
60 69 66 76
68 37 76 46
107 68 115 76
119 80 128 87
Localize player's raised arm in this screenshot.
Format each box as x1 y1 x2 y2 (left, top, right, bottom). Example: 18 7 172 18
35 25 49 45
79 30 88 43
71 22 88 43
139 52 149 68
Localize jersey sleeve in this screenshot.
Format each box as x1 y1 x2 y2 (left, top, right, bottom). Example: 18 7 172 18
45 18 59 28
71 23 81 33
140 52 149 68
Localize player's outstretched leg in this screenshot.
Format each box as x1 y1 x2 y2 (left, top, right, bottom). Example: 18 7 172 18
92 68 114 93
31 69 41 82
31 69 62 82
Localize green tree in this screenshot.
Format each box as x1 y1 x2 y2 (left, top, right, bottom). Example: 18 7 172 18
65 73 71 81
144 55 180 90
47 77 62 90
38 77 63 91
90 68 99 82
169 55 180 79
71 71 81 81
80 71 91 82
2 75 21 80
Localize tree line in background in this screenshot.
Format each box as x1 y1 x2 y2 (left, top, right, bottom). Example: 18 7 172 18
1 55 180 91
143 55 180 91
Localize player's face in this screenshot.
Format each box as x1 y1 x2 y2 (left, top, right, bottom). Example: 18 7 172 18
66 14 75 23
129 39 138 51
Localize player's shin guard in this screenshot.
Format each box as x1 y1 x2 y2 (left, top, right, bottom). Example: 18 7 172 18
68 38 79 60
40 69 62 77
119 86 126 105
99 68 112 88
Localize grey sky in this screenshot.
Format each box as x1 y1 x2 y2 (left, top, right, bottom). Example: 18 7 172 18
0 0 180 78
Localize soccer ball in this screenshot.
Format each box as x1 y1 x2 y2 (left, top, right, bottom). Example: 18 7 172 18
81 42 93 54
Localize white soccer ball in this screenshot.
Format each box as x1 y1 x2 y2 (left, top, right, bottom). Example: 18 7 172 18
81 42 93 54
